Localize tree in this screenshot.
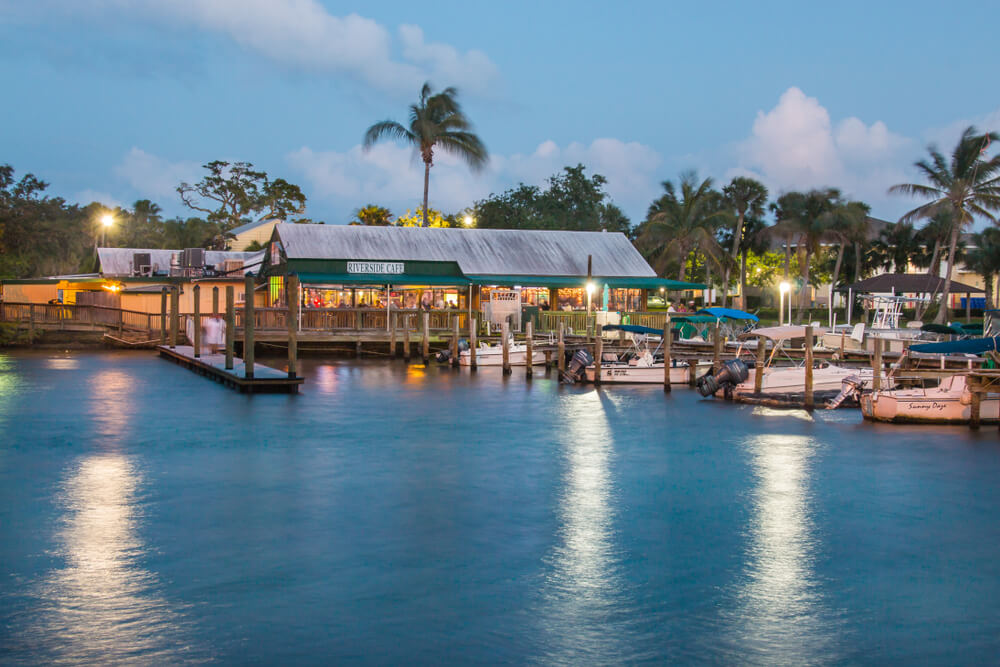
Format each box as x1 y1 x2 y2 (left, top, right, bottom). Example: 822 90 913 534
771 189 842 318
873 220 922 273
889 126 1000 322
352 205 393 226
364 82 487 227
721 177 768 307
964 228 1000 310
177 160 307 235
914 210 954 276
635 172 728 282
822 201 870 313
395 207 453 227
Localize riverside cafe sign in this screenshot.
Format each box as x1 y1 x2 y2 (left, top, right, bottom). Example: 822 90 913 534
347 261 404 274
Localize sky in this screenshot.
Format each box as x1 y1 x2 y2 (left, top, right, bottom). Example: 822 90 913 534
1 0 998 228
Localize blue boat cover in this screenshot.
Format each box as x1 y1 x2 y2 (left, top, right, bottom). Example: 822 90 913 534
601 324 666 335
696 307 759 322
909 337 1000 354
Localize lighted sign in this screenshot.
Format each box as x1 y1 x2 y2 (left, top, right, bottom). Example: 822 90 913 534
347 261 404 274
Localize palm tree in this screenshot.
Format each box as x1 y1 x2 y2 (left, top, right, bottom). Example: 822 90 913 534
914 210 954 276
964 228 1000 311
721 177 768 308
352 204 393 226
889 126 1000 322
825 200 870 305
771 189 842 318
873 221 923 273
363 82 488 227
636 172 728 283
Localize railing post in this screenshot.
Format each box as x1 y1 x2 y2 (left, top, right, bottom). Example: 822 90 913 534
212 286 219 316
160 287 167 345
244 275 255 380
193 284 201 358
225 286 235 370
286 275 299 379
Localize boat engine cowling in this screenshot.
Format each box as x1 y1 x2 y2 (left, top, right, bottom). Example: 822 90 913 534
562 349 594 383
696 359 749 397
826 374 865 409
435 349 452 363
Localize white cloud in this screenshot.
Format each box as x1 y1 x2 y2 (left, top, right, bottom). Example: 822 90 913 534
113 147 201 200
35 0 500 96
736 86 912 210
286 138 663 223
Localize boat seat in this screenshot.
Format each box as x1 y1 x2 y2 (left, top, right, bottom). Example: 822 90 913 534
850 323 865 342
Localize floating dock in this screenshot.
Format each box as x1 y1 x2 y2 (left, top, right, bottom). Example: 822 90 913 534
158 345 304 394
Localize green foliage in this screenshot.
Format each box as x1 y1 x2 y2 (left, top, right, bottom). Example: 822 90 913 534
352 205 393 226
473 165 631 235
364 82 487 227
177 160 307 232
0 321 41 346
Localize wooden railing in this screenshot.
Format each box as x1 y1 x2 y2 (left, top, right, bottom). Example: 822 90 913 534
1 302 162 334
238 307 470 332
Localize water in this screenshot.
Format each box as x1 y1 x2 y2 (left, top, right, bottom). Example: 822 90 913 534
1 350 999 664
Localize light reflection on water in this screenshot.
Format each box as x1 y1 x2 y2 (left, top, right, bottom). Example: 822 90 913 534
538 389 631 664
730 434 836 664
28 453 192 664
88 369 135 444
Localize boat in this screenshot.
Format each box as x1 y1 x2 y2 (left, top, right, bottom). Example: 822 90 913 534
860 374 1000 424
732 325 891 396
457 339 546 366
584 324 711 383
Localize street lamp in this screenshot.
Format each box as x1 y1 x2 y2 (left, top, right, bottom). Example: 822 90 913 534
100 213 114 247
779 281 791 325
586 280 596 313
462 214 474 227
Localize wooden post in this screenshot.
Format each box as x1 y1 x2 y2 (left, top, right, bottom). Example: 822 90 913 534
755 335 766 394
403 315 411 362
804 325 814 410
170 285 179 349
688 359 698 386
212 286 219 315
287 275 298 379
839 331 846 358
389 313 397 358
712 323 721 372
160 287 167 344
662 316 672 392
469 317 478 369
225 286 234 370
243 275 255 380
526 321 534 378
28 304 35 345
421 311 430 364
193 284 201 358
970 378 982 430
872 339 882 391
501 320 511 375
557 321 566 373
452 316 460 367
594 335 603 385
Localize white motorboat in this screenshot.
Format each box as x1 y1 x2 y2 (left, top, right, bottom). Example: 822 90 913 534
860 374 1000 424
584 349 712 384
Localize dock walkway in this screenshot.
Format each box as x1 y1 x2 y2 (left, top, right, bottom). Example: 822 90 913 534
158 345 303 394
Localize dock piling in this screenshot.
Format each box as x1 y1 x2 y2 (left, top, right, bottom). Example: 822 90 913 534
526 321 533 378
970 378 982 430
389 313 397 358
403 315 411 362
193 285 201 358
225 286 234 370
804 325 814 410
594 335 603 385
688 360 697 386
557 322 566 374
170 285 179 349
243 275 255 380
287 275 298 379
872 340 882 392
452 316 460 367
422 312 430 364
755 335 765 393
160 287 167 344
469 317 478 369
712 323 721 372
663 317 671 392
501 321 511 375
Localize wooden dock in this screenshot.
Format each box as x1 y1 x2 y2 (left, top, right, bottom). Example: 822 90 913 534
158 345 303 394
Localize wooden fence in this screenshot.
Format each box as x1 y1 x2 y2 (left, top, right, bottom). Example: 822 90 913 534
1 302 163 333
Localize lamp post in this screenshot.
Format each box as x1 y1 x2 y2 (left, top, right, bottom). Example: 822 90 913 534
100 213 113 247
586 280 596 313
779 281 791 326
462 214 474 227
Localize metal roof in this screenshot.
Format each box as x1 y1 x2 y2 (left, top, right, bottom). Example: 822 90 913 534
97 248 265 277
228 218 279 236
273 224 657 278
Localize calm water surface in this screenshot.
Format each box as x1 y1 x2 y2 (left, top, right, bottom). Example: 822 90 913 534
1 350 999 664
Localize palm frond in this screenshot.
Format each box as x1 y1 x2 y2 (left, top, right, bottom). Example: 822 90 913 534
363 120 413 149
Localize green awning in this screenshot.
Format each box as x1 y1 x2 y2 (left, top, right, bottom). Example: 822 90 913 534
295 272 470 286
465 275 705 290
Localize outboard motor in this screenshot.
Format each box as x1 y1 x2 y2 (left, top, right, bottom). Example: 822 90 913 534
562 349 594 384
696 359 750 397
457 338 470 353
435 349 452 363
827 374 865 409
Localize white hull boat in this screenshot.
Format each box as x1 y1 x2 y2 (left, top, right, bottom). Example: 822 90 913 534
458 343 546 366
584 360 712 384
734 364 892 396
860 375 1000 424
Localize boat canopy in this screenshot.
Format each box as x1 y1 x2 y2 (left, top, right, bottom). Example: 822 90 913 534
909 337 1000 355
739 325 808 341
696 307 759 322
670 315 716 324
920 323 962 335
601 324 664 335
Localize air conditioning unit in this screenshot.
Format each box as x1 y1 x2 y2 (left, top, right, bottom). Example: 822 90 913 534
132 252 152 276
181 248 205 268
222 259 245 275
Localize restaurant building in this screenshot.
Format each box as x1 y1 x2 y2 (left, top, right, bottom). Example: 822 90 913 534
260 224 701 325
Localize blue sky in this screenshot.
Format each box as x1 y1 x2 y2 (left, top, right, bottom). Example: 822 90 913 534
1 0 998 226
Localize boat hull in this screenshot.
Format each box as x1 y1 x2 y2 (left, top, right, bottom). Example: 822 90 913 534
458 348 546 366
583 362 712 384
860 378 1000 424
734 365 890 396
